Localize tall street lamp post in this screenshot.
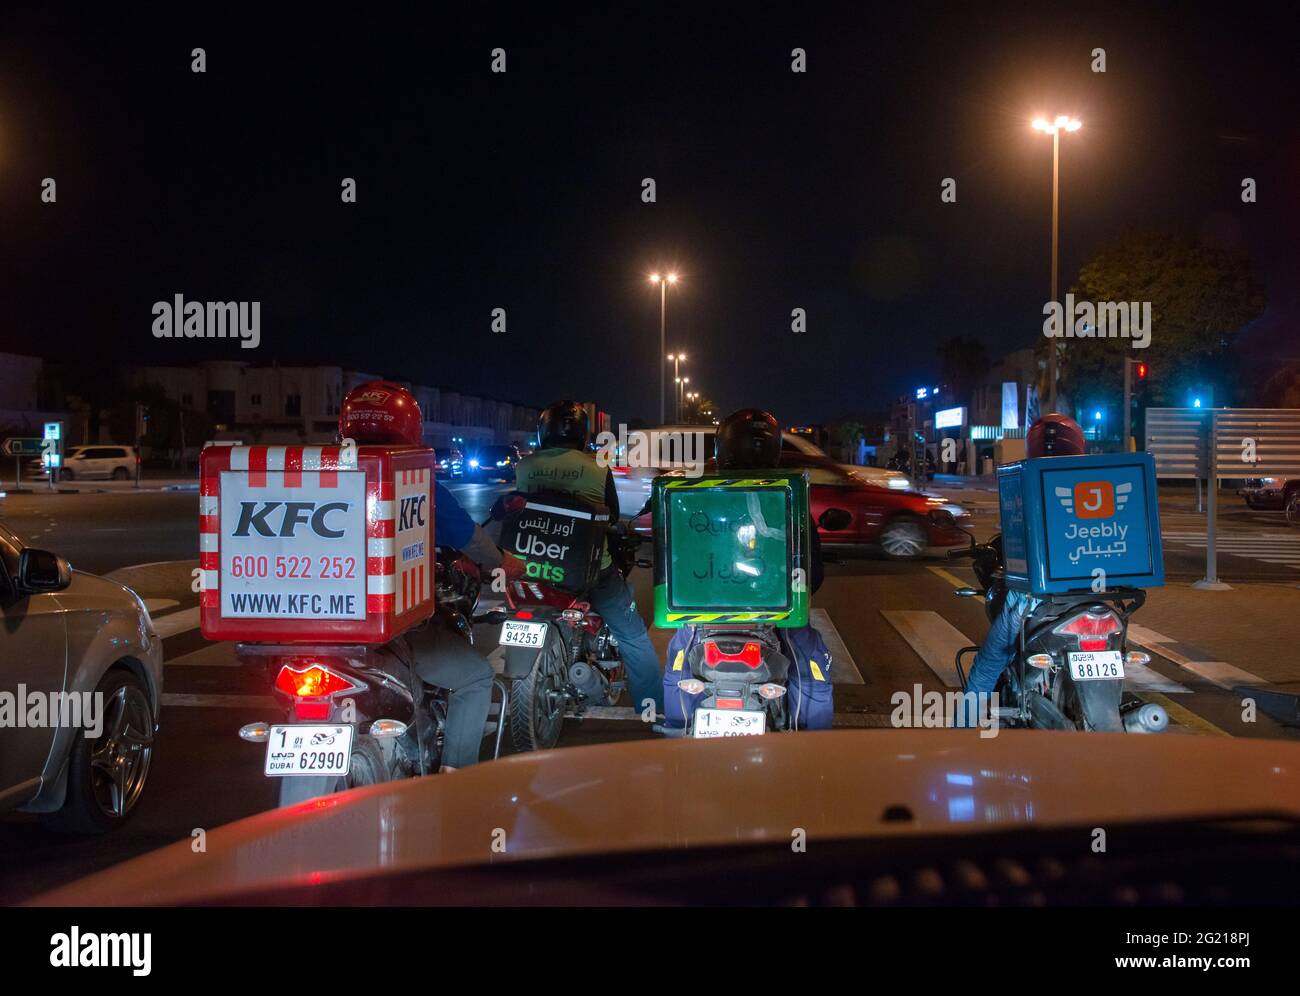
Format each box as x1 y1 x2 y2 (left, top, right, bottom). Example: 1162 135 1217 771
1032 115 1081 415
649 272 679 424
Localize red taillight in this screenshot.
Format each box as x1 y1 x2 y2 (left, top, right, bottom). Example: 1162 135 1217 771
515 610 533 620
703 640 762 668
1053 611 1122 652
715 697 745 709
274 663 355 699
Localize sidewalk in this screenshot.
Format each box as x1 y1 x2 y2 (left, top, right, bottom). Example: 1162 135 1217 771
0 474 199 495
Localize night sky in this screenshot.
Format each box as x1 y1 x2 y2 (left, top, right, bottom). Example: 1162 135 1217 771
1 4 1296 423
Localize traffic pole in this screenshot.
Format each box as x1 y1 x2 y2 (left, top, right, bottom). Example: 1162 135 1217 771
1194 409 1231 590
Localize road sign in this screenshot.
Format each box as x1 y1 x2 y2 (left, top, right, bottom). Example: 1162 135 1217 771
2 437 42 457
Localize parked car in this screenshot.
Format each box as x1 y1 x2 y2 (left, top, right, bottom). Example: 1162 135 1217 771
632 454 968 559
0 521 163 832
609 425 906 519
464 443 520 481
29 444 139 481
1239 477 1300 526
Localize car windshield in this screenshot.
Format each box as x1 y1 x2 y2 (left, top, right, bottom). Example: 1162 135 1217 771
5 7 1298 928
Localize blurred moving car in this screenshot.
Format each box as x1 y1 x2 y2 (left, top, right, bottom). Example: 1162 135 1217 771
464 443 520 481
610 425 907 519
0 521 162 833
34 731 1300 906
29 444 139 481
631 450 967 559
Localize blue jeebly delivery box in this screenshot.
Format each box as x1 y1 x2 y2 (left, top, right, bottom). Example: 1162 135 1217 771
997 452 1164 595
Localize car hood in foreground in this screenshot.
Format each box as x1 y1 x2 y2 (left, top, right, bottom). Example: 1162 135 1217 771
31 730 1299 905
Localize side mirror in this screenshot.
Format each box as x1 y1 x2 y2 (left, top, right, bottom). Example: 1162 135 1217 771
928 508 956 528
18 548 72 593
817 507 853 532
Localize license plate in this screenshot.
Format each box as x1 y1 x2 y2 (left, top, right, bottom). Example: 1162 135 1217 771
501 619 549 648
1068 650 1125 681
265 724 353 777
693 707 767 738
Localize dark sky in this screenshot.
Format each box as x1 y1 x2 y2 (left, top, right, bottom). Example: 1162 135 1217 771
1 3 1296 423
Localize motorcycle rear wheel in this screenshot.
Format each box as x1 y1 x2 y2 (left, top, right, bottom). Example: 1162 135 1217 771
509 628 567 752
275 736 389 806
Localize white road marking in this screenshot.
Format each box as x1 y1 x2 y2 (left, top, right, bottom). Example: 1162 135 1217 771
161 693 275 708
151 606 201 639
881 610 972 687
810 608 864 684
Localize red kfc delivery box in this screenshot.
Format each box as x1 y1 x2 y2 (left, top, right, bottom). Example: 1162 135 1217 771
199 443 436 644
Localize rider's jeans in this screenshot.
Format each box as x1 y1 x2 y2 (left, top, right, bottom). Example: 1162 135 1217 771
409 620 495 768
955 590 1035 727
589 567 664 716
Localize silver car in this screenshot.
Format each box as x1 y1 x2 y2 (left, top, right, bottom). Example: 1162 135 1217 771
0 521 163 832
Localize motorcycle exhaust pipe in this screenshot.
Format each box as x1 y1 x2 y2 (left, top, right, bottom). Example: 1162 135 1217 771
569 662 608 706
1122 702 1169 734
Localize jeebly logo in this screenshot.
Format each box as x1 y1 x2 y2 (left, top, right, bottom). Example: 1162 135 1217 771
152 295 260 349
50 927 151 976
233 501 352 538
1058 481 1134 564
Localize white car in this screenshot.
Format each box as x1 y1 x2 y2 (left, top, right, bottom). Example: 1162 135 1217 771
608 426 908 516
36 445 139 481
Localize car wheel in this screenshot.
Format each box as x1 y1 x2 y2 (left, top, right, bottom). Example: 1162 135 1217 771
43 669 155 833
112 467 130 480
879 518 928 560
1286 492 1300 528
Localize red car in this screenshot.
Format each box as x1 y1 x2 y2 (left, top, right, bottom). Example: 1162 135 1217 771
633 453 969 560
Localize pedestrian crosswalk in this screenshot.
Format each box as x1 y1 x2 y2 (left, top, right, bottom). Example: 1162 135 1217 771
1162 530 1300 570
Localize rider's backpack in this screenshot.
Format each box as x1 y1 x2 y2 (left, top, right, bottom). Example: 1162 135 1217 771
498 490 610 593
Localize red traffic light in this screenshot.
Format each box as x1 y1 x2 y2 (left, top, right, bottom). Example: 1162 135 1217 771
1135 362 1148 380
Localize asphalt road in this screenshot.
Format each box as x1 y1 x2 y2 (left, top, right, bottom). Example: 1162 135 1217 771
1 479 1297 903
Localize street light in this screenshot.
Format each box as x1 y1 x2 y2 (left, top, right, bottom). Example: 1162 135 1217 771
678 376 691 422
667 352 687 420
650 272 681 424
1032 114 1082 414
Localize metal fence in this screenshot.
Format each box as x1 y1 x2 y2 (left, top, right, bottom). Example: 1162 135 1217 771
1144 408 1300 588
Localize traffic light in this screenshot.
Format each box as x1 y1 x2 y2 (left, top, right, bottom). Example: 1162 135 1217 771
1135 361 1148 382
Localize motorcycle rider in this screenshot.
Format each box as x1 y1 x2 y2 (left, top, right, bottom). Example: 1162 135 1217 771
955 412 1088 726
340 380 524 770
511 400 665 717
662 408 834 730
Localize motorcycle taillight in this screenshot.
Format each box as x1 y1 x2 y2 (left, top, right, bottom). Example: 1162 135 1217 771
1053 610 1122 652
703 640 762 669
273 662 356 699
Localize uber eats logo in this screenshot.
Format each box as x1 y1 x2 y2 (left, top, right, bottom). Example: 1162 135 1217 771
514 533 569 581
234 501 352 538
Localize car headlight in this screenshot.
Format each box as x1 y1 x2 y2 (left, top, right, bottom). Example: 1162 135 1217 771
886 478 909 489
468 459 480 468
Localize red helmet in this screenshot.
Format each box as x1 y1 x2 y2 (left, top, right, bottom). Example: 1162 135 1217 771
339 380 423 446
1026 413 1086 459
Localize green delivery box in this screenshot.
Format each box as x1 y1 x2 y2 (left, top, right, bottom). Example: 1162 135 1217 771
651 472 811 628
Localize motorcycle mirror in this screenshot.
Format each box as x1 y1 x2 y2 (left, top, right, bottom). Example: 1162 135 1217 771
953 587 981 598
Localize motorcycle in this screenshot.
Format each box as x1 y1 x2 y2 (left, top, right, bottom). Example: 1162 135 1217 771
237 547 510 806
937 509 1168 733
491 494 645 752
658 507 852 739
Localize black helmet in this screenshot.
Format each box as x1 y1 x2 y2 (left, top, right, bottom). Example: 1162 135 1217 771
537 400 590 450
715 408 781 469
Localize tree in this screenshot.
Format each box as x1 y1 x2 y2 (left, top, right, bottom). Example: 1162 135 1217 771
681 395 718 425
937 335 990 410
1061 231 1265 411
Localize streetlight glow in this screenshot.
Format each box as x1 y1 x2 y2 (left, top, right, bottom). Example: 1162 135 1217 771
666 272 678 284
649 273 661 283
